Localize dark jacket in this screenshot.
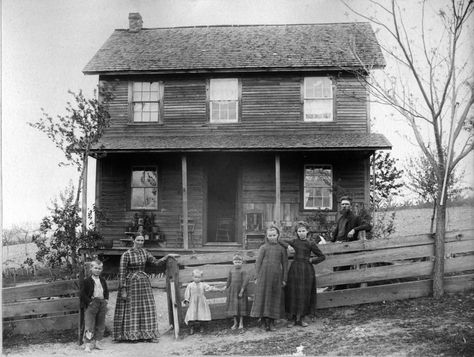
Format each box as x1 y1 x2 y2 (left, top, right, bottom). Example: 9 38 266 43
80 276 109 308
331 211 371 242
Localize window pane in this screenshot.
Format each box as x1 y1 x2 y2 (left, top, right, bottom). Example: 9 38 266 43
142 112 150 122
131 188 145 208
133 110 142 122
210 79 238 100
132 170 157 187
304 99 333 121
211 101 238 122
150 111 159 122
143 188 157 208
304 166 332 209
142 82 150 92
304 77 332 99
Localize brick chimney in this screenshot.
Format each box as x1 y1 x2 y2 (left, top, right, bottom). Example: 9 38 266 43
128 13 143 33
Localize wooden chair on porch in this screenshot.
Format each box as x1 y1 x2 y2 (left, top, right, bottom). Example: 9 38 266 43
178 217 196 248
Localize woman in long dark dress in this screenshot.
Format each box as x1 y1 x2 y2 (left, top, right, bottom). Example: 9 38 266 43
113 235 172 341
250 226 288 331
285 221 326 327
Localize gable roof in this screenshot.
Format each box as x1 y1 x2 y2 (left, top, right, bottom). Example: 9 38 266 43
83 22 385 74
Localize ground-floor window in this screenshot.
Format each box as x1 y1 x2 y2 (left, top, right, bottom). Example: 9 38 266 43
131 167 158 209
303 165 333 209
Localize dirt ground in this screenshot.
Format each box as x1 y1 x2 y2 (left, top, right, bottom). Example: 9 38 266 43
3 288 474 357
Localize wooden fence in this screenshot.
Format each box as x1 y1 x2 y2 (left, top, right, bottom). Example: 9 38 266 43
3 229 473 337
2 280 80 335
165 229 474 335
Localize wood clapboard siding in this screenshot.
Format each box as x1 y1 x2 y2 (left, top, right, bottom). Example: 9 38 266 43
98 154 205 247
241 77 301 123
163 81 207 124
100 74 368 133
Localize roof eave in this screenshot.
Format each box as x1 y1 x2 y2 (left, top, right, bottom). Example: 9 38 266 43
82 64 385 76
90 145 391 154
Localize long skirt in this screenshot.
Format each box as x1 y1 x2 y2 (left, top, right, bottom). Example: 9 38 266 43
113 272 159 341
250 265 285 320
285 261 316 317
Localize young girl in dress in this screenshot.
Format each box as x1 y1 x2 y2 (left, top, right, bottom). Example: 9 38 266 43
285 221 326 327
250 226 288 331
225 253 250 329
183 269 224 334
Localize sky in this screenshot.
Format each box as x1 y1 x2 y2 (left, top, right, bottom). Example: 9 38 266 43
2 0 473 229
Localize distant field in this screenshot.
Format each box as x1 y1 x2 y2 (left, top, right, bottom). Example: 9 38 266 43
389 204 474 237
2 243 38 269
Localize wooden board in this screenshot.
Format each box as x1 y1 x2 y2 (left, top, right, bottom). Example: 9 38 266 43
3 297 79 319
4 314 78 335
317 255 474 287
3 280 79 303
177 250 259 266
179 264 256 283
317 273 474 309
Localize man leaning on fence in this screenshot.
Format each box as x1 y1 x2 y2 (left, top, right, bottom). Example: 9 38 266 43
331 196 371 243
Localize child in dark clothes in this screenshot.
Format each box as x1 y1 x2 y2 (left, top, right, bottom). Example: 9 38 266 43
225 253 250 329
80 260 109 352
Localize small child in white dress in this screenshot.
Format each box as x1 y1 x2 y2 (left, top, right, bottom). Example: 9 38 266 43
183 269 224 334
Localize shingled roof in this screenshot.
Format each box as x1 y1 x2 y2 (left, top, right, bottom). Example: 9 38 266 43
92 132 391 152
84 22 385 74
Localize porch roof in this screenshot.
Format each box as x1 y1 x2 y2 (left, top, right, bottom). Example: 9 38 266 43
92 132 391 152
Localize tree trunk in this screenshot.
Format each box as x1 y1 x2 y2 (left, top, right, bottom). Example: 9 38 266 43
433 195 447 299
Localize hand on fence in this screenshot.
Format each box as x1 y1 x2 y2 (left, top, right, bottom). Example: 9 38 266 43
121 290 127 300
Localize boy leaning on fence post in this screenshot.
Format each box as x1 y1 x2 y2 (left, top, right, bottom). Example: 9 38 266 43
80 259 109 352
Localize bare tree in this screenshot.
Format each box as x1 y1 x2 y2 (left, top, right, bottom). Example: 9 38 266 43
343 0 474 298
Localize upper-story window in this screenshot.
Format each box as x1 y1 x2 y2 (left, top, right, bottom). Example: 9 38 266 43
210 78 239 123
303 165 333 210
131 82 162 123
131 167 158 210
303 77 333 122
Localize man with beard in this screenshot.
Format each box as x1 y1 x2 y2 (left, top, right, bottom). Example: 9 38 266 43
331 196 371 243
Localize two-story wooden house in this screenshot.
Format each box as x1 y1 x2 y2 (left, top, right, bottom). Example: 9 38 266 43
84 13 390 258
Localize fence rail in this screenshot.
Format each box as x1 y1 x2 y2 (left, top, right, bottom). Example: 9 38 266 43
165 229 474 335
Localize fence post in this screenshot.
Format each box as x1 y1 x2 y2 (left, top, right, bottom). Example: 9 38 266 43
166 257 182 335
78 252 86 345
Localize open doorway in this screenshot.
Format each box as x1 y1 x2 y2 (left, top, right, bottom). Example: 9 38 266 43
207 159 238 243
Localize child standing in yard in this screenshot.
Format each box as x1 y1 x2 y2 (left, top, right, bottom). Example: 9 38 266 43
183 269 224 334
225 253 250 329
285 221 326 327
80 260 109 352
250 226 288 331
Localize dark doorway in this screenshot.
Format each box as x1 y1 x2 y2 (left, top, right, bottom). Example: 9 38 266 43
207 159 238 243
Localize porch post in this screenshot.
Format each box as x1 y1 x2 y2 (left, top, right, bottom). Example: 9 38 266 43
181 155 189 250
275 154 281 224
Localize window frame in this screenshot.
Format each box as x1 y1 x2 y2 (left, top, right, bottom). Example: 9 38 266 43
128 81 164 124
130 166 159 210
301 164 334 211
302 77 334 122
207 78 240 123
